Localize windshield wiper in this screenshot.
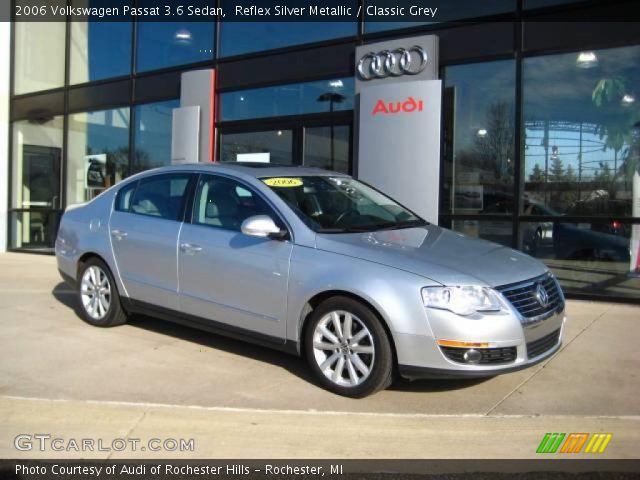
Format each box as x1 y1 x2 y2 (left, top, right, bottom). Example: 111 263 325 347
317 220 428 234
390 219 429 229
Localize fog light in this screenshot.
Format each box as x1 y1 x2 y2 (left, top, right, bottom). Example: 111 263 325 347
463 349 482 364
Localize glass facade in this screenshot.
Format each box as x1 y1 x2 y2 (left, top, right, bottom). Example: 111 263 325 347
442 60 516 215
70 21 132 84
7 5 640 302
136 22 214 72
522 46 640 217
10 116 64 250
220 130 294 164
220 78 354 121
304 126 351 173
13 21 66 94
133 100 180 173
67 108 130 205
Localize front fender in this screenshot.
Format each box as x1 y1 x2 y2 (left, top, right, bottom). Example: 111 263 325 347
286 245 439 346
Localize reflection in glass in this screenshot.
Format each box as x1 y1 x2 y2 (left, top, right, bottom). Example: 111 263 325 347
67 108 130 205
13 22 66 94
10 211 62 251
365 0 515 33
220 78 354 121
70 20 132 84
220 20 356 57
519 221 640 300
304 126 351 173
523 45 640 217
10 116 64 251
220 131 293 164
133 100 179 172
136 22 213 72
442 60 516 214
11 117 63 209
450 220 513 248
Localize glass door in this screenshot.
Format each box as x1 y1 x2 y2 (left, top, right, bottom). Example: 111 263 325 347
218 121 352 174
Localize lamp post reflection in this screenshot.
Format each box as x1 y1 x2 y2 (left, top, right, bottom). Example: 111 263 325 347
317 92 346 169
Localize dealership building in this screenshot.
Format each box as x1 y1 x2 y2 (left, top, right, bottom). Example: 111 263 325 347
1 0 639 302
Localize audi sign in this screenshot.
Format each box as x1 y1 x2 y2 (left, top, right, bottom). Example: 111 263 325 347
357 46 429 80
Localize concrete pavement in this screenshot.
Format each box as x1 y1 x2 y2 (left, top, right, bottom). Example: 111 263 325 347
0 252 638 459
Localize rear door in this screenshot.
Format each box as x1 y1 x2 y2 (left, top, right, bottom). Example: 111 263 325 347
178 174 292 339
109 173 193 310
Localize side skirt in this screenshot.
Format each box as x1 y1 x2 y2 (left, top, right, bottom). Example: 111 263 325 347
121 298 300 356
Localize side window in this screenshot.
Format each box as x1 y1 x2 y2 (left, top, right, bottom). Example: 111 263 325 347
193 175 281 231
114 181 138 212
129 174 191 221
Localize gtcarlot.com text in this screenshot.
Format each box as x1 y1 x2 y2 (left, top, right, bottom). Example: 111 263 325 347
14 434 194 452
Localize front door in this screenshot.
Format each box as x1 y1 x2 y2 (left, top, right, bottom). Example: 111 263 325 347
109 173 192 311
178 174 292 340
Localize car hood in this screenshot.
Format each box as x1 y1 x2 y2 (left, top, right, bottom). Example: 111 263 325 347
315 225 548 287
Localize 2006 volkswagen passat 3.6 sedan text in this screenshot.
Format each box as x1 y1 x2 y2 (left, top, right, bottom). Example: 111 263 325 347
56 163 566 397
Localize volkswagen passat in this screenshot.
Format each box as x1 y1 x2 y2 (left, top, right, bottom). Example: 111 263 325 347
56 164 566 397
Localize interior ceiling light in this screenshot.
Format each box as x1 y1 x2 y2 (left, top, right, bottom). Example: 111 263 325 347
174 29 192 45
621 94 636 106
328 80 344 88
576 51 598 69
476 128 488 138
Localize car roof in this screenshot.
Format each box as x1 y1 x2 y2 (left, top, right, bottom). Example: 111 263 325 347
143 162 347 179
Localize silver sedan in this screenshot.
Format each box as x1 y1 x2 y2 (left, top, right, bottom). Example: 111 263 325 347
56 163 566 397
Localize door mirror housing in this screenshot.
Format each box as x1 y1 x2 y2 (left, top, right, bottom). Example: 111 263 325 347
241 215 288 240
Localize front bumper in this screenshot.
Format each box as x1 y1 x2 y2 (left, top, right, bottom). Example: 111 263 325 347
395 307 566 380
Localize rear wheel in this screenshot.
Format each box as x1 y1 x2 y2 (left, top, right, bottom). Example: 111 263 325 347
77 257 127 327
305 296 393 398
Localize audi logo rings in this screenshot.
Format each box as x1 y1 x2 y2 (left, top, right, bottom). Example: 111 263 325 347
357 46 429 80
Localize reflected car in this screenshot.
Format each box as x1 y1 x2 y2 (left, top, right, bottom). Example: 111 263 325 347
553 222 631 261
56 164 566 398
480 199 558 255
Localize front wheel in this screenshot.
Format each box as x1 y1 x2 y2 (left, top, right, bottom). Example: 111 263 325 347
304 296 394 398
77 257 127 327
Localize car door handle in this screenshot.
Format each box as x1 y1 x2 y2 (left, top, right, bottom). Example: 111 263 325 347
180 243 202 254
110 229 128 239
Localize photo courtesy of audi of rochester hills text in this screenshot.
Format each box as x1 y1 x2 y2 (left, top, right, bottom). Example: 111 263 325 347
0 0 639 478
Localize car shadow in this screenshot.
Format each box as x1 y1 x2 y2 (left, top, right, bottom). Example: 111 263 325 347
52 282 490 394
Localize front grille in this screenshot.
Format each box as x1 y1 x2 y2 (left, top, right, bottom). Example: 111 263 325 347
497 273 564 320
526 329 561 359
440 346 517 365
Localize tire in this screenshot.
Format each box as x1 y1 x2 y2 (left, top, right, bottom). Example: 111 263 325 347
304 296 394 398
77 257 127 327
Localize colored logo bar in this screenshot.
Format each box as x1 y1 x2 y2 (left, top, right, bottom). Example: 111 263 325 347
536 433 612 454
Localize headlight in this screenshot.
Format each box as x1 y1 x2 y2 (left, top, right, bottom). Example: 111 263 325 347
421 286 503 316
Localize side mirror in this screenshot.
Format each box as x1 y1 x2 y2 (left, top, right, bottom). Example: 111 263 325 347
241 215 288 240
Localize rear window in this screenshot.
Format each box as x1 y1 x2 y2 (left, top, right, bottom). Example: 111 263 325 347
114 181 137 212
127 174 191 221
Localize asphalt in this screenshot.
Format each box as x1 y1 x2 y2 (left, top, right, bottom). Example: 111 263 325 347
0 252 638 460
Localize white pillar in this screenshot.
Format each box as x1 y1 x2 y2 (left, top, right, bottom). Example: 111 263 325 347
0 22 11 252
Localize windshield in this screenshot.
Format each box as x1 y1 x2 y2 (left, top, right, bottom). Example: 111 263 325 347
261 176 426 233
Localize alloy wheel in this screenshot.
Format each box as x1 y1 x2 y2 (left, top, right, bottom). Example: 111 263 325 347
312 310 375 387
80 265 111 320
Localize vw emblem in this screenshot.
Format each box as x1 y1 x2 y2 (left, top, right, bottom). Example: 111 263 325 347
535 283 549 307
357 46 428 80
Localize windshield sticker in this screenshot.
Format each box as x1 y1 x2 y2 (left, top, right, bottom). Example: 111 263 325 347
263 178 303 187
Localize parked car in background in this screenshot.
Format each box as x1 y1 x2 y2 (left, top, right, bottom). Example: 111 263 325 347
56 164 566 397
479 198 559 255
